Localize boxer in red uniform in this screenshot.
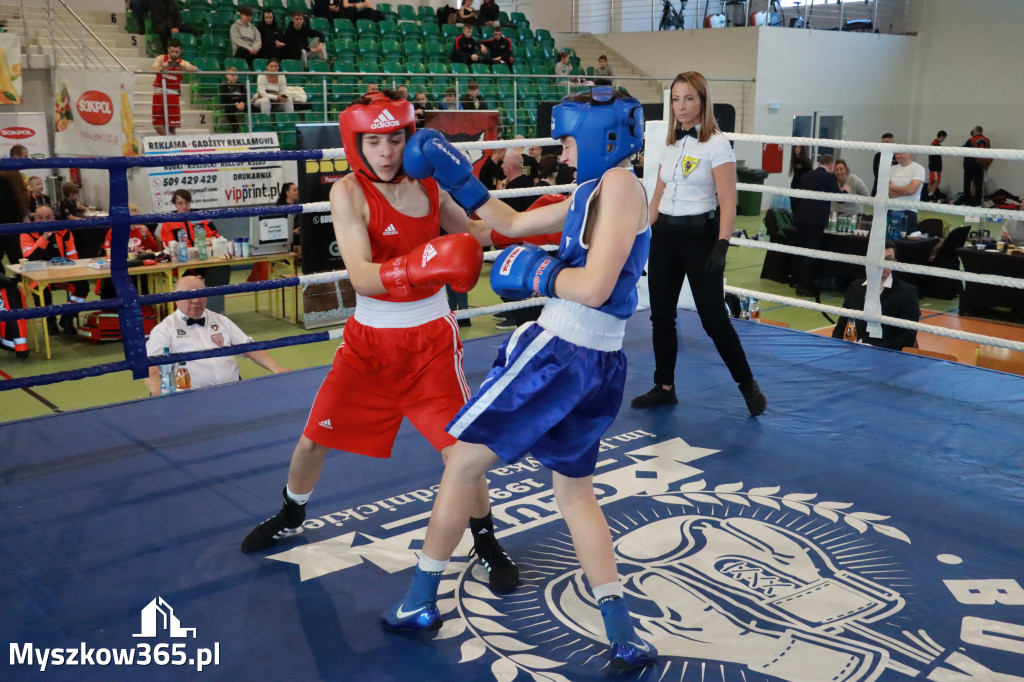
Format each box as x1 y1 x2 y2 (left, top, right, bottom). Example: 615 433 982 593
241 91 519 594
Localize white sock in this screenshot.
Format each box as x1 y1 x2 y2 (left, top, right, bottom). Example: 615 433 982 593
286 486 311 506
418 554 449 575
592 581 624 604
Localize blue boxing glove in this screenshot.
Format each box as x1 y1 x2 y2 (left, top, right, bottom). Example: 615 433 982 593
403 129 490 212
490 243 566 300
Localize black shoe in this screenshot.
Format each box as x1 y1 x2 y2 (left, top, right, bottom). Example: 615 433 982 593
471 531 519 594
457 317 472 328
494 319 517 330
794 287 816 297
59 317 77 335
739 380 767 417
240 488 307 553
630 386 678 409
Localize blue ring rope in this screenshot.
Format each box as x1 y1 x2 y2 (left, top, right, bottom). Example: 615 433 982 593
0 148 336 391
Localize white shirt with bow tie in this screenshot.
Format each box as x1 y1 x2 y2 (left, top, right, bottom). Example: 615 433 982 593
145 309 253 388
658 127 736 217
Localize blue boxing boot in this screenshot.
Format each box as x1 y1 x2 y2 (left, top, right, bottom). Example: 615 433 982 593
597 590 658 671
382 561 446 633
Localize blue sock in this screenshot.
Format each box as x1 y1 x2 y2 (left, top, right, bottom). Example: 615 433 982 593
401 566 443 609
599 596 636 645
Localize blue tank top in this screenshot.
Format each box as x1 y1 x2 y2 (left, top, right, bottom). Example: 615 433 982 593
558 170 650 320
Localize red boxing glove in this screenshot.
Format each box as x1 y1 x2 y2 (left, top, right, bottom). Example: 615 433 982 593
489 229 562 248
379 232 484 297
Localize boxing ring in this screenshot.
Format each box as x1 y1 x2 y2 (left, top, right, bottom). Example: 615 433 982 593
2 133 1024 681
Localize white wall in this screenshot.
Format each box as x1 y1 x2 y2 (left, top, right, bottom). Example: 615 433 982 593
753 28 917 202
909 0 1024 198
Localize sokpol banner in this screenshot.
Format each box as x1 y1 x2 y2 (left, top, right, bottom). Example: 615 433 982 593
0 112 48 158
142 132 282 211
0 34 23 105
54 70 139 157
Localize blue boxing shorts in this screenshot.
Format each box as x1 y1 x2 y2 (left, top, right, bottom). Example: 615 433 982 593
447 308 627 478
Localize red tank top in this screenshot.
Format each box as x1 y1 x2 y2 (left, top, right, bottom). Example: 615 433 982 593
153 55 182 92
355 173 443 303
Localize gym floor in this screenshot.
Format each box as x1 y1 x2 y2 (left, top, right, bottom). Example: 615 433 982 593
2 211 1020 423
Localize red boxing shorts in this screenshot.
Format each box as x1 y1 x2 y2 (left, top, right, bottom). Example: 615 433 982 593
303 312 469 458
152 93 181 128
929 171 941 184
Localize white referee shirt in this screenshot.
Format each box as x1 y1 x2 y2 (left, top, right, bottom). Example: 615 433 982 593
658 128 736 216
146 309 253 389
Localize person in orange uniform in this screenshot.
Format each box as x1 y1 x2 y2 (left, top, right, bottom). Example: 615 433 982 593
20 205 89 335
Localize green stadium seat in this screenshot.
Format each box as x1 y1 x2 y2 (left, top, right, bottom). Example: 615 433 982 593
334 58 358 74
450 62 469 75
310 17 332 36
396 4 418 22
356 19 379 36
441 24 461 40
332 38 358 60
480 26 493 40
223 56 249 72
381 38 402 55
402 41 424 61
399 22 421 39
510 11 529 28
334 18 356 38
280 58 305 74
378 20 400 40
420 20 441 38
424 42 446 60
470 63 490 76
359 59 382 74
417 5 436 20
491 63 511 77
383 59 405 74
287 0 309 14
534 28 552 43
250 113 274 133
175 33 198 51
358 37 381 56
377 3 398 21
427 60 449 74
253 58 270 72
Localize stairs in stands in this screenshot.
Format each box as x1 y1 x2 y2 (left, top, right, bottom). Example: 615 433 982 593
550 33 663 104
14 6 216 137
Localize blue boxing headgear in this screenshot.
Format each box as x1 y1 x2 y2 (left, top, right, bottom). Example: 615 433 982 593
550 87 644 185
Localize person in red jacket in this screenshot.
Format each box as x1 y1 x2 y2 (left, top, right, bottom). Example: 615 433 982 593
240 91 519 595
20 205 90 335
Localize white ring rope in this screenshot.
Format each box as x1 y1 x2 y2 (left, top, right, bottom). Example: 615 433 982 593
290 133 1024 355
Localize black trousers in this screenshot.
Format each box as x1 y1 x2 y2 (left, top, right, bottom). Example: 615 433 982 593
795 219 826 291
648 215 753 387
963 162 984 206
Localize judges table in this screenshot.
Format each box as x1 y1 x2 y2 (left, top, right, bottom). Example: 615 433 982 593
957 247 1024 315
6 252 296 359
818 232 941 293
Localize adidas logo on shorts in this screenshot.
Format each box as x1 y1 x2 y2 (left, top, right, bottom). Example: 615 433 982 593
319 419 333 429
370 110 400 130
422 243 438 267
383 224 398 236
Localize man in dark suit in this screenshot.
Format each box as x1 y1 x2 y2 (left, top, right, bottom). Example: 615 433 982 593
832 241 920 350
794 154 842 296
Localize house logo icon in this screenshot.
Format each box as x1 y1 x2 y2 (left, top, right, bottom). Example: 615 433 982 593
133 597 197 639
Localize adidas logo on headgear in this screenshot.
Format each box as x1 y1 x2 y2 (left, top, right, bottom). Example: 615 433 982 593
370 110 400 130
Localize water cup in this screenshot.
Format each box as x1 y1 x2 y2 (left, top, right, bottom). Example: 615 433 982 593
240 237 250 258
997 241 1006 252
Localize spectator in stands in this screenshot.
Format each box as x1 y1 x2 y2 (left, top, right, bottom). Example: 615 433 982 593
312 0 344 27
58 182 86 221
451 24 483 65
482 25 512 65
257 8 286 60
341 0 383 23
27 176 51 215
479 0 500 27
396 85 410 101
144 276 288 395
554 51 572 83
593 55 614 86
151 38 198 136
459 81 488 109
128 0 150 35
364 81 379 93
832 159 869 218
230 6 262 68
457 0 480 26
831 241 919 350
150 0 202 54
8 144 28 159
440 88 462 110
253 58 295 114
219 67 248 133
412 91 429 127
535 154 559 189
498 151 534 211
282 11 328 65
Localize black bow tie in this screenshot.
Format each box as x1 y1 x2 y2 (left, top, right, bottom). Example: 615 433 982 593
675 127 698 142
186 317 205 326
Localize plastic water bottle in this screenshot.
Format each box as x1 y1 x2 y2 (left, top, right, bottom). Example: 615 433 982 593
828 212 837 232
176 228 189 263
749 297 760 321
757 223 768 242
739 295 750 320
194 222 208 261
159 346 175 395
843 319 857 342
175 361 191 390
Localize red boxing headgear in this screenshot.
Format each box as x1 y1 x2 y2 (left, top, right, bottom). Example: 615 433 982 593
339 92 416 183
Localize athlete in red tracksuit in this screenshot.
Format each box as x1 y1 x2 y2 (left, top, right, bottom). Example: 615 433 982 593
240 91 519 594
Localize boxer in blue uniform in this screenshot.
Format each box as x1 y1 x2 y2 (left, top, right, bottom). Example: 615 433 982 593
382 87 658 672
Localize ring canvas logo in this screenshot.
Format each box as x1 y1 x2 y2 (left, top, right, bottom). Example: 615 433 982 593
9 598 220 673
265 432 1024 680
